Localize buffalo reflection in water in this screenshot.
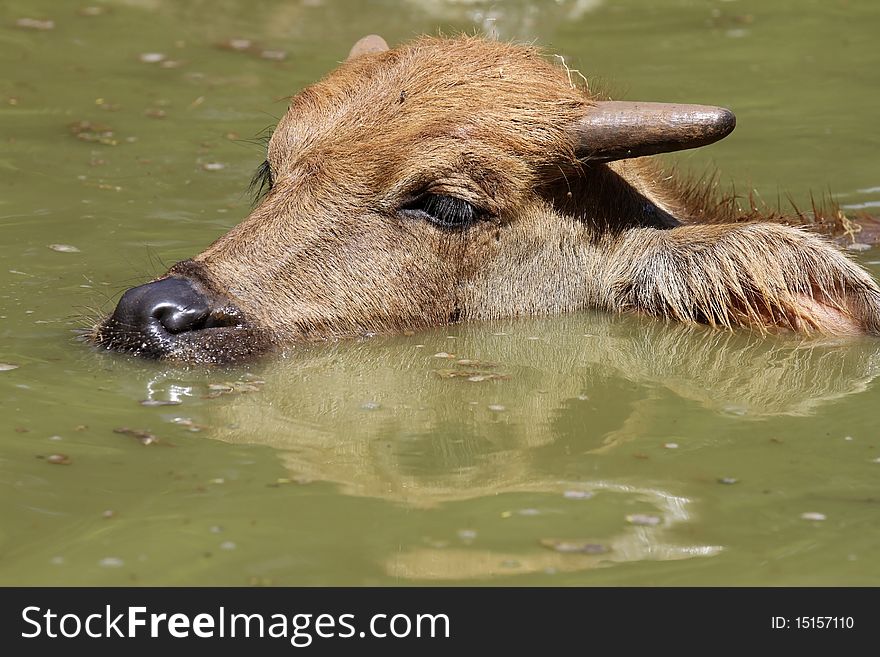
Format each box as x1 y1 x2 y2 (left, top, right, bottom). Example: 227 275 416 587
141 313 880 579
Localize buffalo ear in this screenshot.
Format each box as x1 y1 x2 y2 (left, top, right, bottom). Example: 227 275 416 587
571 101 736 163
347 34 389 60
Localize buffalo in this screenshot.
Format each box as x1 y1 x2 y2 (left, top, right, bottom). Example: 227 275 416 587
94 35 880 362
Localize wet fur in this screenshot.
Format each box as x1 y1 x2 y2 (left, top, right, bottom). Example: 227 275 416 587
96 36 880 360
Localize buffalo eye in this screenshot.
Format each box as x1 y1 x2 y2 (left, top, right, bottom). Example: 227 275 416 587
400 193 483 229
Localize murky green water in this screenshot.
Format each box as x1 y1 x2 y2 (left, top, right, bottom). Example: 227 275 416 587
2 0 879 585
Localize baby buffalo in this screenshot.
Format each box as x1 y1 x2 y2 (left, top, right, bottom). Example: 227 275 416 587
94 35 880 362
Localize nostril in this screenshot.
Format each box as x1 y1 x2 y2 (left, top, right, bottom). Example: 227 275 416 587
152 301 210 334
110 276 222 338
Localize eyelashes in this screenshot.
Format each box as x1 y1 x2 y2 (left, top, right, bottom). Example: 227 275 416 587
400 193 484 229
248 159 487 232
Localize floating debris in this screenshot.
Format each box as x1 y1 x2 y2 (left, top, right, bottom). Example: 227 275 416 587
540 539 609 554
268 474 312 488
203 379 265 398
626 514 661 526
139 52 167 64
517 508 541 516
260 49 286 61
78 6 108 17
434 368 508 381
216 38 286 62
457 529 477 542
361 401 381 411
800 512 827 521
201 162 226 171
113 427 164 446
721 404 749 416
15 18 54 30
171 417 207 432
456 359 498 367
219 38 252 51
663 442 679 449
487 404 506 412
48 243 80 253
0 363 18 371
432 352 455 359
844 436 854 442
94 97 120 111
717 477 739 485
45 453 71 465
48 435 62 441
102 509 115 519
219 541 237 550
98 557 124 568
139 399 181 407
563 490 593 500
69 120 118 146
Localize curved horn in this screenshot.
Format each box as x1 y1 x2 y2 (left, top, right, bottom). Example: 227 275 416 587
571 101 736 162
347 34 389 61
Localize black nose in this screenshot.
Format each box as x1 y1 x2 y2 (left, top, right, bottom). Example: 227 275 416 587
96 273 250 360
111 277 214 335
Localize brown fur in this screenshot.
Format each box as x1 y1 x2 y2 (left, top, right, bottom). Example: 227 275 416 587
98 36 880 360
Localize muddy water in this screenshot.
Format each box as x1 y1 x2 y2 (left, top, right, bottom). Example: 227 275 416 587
1 0 879 585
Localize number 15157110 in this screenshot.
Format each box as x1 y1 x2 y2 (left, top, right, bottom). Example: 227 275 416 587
771 617 854 629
